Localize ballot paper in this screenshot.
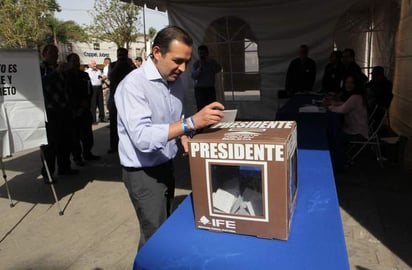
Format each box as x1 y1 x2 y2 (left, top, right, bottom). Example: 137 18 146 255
221 109 238 122
213 188 238 213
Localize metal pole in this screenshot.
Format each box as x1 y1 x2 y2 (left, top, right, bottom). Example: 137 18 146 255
142 4 147 58
1 158 14 207
40 145 64 215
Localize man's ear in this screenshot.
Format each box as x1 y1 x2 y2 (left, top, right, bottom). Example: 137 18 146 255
152 46 162 61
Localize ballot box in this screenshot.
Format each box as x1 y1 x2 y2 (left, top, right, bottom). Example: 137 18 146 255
188 121 298 240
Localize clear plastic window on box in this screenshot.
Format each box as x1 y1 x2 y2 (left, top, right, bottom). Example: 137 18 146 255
210 164 263 217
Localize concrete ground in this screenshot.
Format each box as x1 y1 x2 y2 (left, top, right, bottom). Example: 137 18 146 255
0 123 411 270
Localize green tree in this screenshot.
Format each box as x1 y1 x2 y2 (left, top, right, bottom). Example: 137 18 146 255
89 0 142 49
46 17 89 44
0 0 60 48
148 27 157 41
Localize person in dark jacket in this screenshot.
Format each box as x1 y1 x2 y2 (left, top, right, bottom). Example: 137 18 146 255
107 48 136 153
41 48 78 182
322 50 344 93
66 53 100 166
285 45 317 95
366 66 393 111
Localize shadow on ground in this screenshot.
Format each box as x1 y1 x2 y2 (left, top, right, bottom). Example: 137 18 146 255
0 125 123 206
0 123 192 206
335 149 412 268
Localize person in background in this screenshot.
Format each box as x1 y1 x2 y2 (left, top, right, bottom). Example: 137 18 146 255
107 48 135 154
115 26 224 249
328 75 369 141
85 59 105 124
102 57 111 78
134 56 143 68
191 45 221 111
341 48 368 84
41 45 78 182
66 53 100 165
321 50 344 93
366 66 393 111
285 44 317 95
40 44 58 77
102 57 111 117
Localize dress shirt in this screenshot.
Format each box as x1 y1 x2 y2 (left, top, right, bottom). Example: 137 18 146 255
85 68 102 86
103 65 109 77
115 57 184 168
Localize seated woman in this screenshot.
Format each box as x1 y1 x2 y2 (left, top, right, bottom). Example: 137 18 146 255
328 75 368 141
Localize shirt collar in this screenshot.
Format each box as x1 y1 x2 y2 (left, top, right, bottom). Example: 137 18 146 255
144 57 165 83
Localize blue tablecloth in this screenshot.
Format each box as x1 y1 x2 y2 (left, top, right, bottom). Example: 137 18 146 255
134 149 349 270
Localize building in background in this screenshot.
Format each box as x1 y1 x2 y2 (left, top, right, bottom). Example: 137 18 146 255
57 35 150 67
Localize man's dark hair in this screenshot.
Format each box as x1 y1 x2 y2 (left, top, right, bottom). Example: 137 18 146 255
66 53 79 62
198 45 208 52
300 44 309 50
104 57 111 62
152 26 193 54
117 48 128 59
372 66 384 75
343 48 355 58
333 50 343 59
135 56 143 62
42 44 58 56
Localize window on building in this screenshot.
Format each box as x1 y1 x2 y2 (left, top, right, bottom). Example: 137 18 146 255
203 16 261 101
93 42 100 50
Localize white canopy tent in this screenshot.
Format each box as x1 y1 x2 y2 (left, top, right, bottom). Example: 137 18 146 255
125 0 411 145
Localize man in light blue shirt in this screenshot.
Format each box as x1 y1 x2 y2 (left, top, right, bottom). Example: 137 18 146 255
115 26 225 249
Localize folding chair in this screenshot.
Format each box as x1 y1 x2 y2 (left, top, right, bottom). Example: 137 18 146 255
346 106 387 167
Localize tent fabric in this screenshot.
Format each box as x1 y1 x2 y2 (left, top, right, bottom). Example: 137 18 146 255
125 0 402 123
391 0 412 137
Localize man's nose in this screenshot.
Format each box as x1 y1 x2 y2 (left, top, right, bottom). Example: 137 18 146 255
178 62 186 73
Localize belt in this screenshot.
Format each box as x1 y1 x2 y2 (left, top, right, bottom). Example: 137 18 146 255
122 160 173 172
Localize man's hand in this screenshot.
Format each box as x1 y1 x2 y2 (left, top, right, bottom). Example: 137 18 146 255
192 102 224 129
180 135 189 156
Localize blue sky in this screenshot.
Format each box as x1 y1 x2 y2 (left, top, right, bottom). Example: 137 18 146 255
55 0 169 32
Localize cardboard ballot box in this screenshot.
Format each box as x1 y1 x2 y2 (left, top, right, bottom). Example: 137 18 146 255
188 121 298 240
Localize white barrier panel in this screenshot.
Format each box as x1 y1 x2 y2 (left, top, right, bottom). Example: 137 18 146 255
0 49 47 156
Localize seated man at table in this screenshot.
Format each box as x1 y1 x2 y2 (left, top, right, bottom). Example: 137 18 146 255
366 66 393 112
285 45 317 95
341 48 368 84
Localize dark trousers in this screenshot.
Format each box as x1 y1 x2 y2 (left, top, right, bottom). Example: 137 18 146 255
122 161 175 249
194 86 216 111
90 85 105 122
41 109 73 175
72 111 94 160
108 100 118 151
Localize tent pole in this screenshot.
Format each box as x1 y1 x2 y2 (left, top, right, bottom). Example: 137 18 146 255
143 4 147 58
40 146 64 216
1 158 14 207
